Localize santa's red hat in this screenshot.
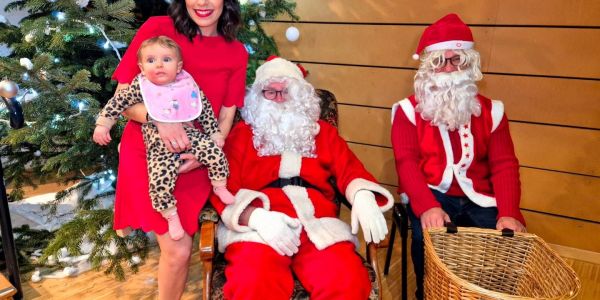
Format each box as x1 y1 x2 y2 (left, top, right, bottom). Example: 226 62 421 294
255 56 308 83
412 13 474 60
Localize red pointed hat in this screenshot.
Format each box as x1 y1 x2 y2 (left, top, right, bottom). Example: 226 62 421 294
412 13 474 60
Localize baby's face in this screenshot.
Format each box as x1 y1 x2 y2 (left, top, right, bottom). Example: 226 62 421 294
138 43 182 85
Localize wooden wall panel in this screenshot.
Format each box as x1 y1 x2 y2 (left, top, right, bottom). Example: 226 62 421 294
520 168 600 223
349 143 600 224
339 105 600 176
264 23 600 78
348 143 397 186
522 211 600 252
306 63 600 129
510 123 600 177
281 0 600 26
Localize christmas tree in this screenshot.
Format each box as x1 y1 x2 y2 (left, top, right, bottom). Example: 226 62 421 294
0 0 297 280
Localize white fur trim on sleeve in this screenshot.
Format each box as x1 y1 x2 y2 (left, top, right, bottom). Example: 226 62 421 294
345 178 394 212
391 99 416 125
491 100 504 133
279 151 302 178
220 189 270 233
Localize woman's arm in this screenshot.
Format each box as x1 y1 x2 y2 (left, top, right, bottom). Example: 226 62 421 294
121 103 147 123
121 100 191 153
218 105 237 138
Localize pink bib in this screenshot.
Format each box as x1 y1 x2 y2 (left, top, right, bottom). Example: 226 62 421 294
139 70 203 123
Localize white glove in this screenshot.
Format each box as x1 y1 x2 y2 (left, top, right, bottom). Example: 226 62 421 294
248 208 302 256
351 190 388 243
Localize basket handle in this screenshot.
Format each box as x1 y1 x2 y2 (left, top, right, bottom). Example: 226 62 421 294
501 228 515 237
445 223 515 237
444 222 458 234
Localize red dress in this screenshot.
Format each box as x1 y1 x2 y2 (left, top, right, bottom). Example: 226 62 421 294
112 16 248 236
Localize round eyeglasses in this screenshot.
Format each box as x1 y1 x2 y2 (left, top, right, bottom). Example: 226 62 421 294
262 89 289 100
432 55 465 68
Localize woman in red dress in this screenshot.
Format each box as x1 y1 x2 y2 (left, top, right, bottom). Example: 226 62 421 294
111 0 247 298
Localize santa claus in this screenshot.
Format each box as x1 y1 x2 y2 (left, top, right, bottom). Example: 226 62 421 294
391 13 526 299
210 56 394 300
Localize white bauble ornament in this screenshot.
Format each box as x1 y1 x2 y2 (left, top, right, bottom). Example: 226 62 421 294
25 32 35 43
0 79 19 98
34 150 42 157
20 58 34 70
75 0 89 7
285 26 300 42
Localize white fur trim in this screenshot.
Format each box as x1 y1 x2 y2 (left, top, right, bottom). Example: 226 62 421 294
391 98 415 125
412 53 420 60
425 40 474 52
491 100 504 133
452 164 497 207
255 57 303 83
456 123 474 169
344 178 394 212
279 151 302 178
282 185 358 250
216 222 267 253
220 189 270 233
452 123 496 207
429 125 454 193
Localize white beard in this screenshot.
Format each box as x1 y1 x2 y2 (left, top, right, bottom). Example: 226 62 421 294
414 70 481 130
241 78 321 157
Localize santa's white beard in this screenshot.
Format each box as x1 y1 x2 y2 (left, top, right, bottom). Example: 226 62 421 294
414 70 481 130
241 80 321 157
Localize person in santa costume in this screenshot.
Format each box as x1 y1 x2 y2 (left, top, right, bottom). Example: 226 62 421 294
209 56 394 300
391 13 527 299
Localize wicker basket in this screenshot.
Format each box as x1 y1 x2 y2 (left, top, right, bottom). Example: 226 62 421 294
424 227 581 299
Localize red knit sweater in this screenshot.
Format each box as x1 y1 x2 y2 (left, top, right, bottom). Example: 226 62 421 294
391 97 525 224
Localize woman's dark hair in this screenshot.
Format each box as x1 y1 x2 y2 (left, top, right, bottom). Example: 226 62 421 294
168 0 241 42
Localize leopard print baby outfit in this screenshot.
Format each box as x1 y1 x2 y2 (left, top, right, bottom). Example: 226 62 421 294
97 77 229 211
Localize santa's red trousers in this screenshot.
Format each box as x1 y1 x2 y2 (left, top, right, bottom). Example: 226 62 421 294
223 232 371 300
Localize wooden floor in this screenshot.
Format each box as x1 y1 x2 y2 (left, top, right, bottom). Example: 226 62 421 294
20 207 600 300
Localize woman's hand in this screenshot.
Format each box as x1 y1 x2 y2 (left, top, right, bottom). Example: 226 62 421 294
155 122 191 153
178 153 203 173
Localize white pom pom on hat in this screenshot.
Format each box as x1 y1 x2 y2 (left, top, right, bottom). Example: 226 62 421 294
412 13 475 60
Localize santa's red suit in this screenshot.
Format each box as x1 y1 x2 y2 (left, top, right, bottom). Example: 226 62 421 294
210 120 394 300
391 94 525 224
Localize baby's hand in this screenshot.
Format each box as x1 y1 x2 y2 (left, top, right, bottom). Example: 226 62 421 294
93 125 112 145
211 132 225 148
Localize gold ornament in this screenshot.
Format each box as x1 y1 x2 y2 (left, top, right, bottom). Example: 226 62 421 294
0 78 19 99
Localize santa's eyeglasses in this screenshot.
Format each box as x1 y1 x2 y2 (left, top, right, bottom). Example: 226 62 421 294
262 89 289 100
432 55 465 68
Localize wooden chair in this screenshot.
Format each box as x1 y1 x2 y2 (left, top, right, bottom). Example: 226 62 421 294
198 89 383 300
0 274 17 299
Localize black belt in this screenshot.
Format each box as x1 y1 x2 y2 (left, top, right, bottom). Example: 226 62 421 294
268 176 318 191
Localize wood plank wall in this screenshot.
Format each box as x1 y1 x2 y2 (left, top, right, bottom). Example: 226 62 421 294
263 0 600 252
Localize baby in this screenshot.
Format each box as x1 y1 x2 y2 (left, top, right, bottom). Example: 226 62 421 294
93 36 234 240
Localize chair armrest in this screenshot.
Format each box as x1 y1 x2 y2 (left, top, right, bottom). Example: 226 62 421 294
367 242 383 300
199 220 216 262
199 219 217 300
